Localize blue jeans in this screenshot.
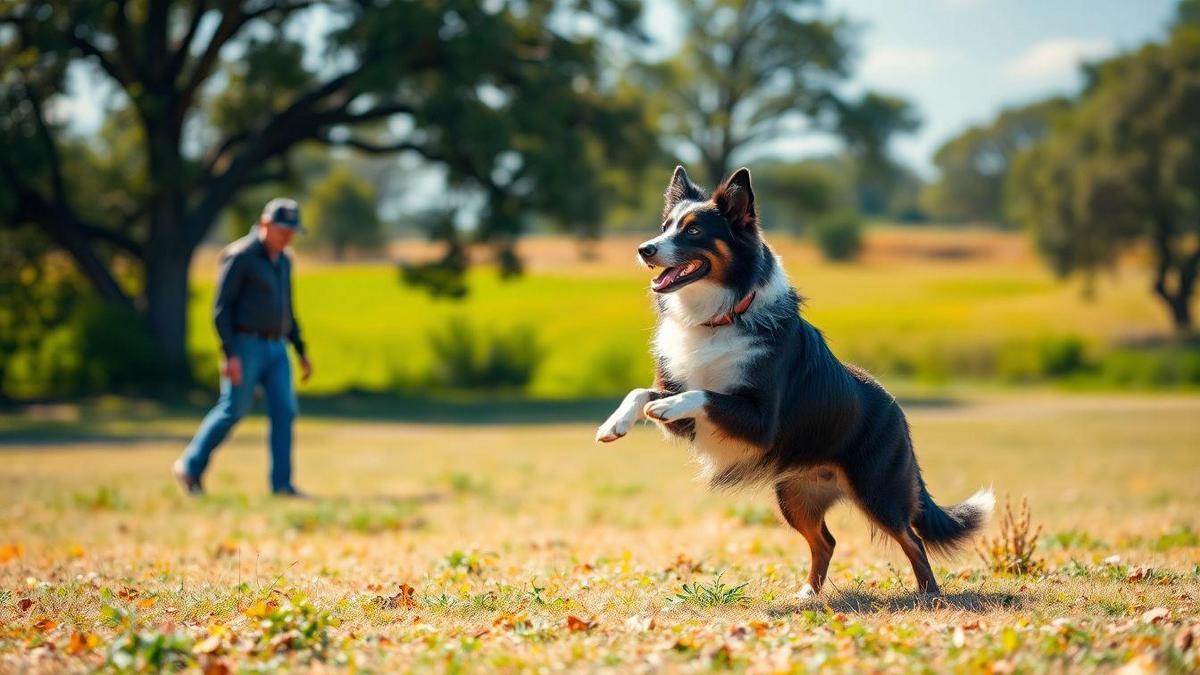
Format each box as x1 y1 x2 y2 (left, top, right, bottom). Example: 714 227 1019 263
181 335 298 492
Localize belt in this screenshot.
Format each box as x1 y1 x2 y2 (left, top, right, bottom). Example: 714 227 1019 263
236 327 283 340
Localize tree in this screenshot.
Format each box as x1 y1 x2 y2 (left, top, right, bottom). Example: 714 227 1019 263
0 0 653 381
923 98 1069 225
640 0 916 185
306 165 383 259
1007 28 1200 333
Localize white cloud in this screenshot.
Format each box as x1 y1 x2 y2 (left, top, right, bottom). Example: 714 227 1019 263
1005 37 1113 82
861 46 955 81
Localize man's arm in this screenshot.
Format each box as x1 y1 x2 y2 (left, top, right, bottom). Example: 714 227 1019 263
285 259 311 383
213 252 246 358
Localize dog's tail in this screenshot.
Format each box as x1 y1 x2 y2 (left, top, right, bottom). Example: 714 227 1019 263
912 481 994 555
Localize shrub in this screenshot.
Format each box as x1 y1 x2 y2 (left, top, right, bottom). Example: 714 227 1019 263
427 316 542 390
976 494 1045 576
811 210 863 261
2 300 159 398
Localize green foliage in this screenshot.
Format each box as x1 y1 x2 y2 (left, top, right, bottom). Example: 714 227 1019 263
427 317 543 390
811 210 863 261
641 0 914 184
672 572 750 607
304 166 384 259
1007 28 1200 331
1 0 658 375
3 299 158 399
752 161 845 233
923 98 1069 225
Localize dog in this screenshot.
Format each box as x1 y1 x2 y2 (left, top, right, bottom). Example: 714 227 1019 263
595 165 993 596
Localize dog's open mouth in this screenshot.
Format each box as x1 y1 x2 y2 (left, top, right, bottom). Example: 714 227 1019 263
650 259 709 293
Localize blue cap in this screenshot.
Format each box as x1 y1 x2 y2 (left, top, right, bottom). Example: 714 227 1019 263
262 198 305 233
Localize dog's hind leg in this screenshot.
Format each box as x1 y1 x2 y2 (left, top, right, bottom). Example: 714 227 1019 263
775 475 839 598
888 525 940 595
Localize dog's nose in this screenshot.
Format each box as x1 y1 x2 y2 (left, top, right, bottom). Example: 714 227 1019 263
638 243 657 259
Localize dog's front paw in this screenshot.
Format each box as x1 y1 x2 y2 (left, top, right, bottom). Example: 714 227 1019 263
643 391 706 422
595 414 633 443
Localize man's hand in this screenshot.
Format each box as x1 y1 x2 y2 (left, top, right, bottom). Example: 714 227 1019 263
299 356 313 384
221 356 243 386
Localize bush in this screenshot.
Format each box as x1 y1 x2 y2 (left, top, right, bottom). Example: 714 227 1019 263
427 316 542 390
2 301 159 399
811 210 863 261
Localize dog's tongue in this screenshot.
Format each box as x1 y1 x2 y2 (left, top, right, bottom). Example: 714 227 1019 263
652 265 683 291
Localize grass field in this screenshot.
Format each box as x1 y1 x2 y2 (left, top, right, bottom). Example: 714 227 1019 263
2 393 1198 672
186 229 1185 397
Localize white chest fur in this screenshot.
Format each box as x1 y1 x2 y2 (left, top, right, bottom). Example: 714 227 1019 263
653 317 764 393
653 317 766 483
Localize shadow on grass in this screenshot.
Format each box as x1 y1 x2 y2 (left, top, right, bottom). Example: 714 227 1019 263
0 391 962 445
770 588 1025 615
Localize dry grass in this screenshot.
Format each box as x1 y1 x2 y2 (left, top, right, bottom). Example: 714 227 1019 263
1 392 1198 671
977 495 1046 576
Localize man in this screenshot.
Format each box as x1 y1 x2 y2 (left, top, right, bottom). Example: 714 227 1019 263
173 198 313 496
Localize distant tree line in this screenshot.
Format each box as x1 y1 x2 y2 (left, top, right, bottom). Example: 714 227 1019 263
923 1 1200 333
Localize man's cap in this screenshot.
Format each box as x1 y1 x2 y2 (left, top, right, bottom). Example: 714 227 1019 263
262 198 305 233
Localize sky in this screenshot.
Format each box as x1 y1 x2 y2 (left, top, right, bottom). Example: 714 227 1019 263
785 0 1178 175
57 0 1182 182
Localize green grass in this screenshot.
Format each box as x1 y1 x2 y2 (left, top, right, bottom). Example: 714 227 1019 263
1 393 1198 671
186 232 1191 397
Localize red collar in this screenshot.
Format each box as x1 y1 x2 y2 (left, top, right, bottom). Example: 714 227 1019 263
702 291 756 327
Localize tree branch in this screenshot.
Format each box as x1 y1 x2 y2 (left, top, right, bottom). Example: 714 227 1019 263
316 134 431 158
167 0 210 83
176 0 318 115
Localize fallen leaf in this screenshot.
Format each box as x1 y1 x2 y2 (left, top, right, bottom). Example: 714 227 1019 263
193 634 223 655
1126 566 1153 583
32 617 56 633
0 543 23 562
952 625 965 648
1141 607 1169 625
373 583 417 610
65 631 95 656
1175 627 1194 652
67 544 85 559
137 596 157 609
18 599 33 613
566 615 596 632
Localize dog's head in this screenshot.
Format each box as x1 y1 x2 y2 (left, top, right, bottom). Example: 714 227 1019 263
638 166 764 295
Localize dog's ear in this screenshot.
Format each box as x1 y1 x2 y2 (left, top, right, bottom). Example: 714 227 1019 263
663 165 705 217
714 167 756 229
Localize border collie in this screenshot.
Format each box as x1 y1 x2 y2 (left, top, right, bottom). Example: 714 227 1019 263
595 166 993 596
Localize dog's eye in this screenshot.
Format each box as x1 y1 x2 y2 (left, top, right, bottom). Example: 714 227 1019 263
686 226 700 236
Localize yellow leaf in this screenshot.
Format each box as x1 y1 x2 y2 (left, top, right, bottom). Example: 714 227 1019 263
67 544 85 559
66 631 93 655
0 543 23 562
244 601 268 618
137 597 157 609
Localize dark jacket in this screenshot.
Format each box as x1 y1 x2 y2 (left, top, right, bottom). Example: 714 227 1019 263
212 233 305 358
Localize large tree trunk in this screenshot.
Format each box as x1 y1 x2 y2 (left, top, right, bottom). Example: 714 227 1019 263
144 232 197 384
1153 257 1197 335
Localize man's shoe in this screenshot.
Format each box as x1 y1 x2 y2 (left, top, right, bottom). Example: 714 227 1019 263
172 460 204 496
271 486 309 499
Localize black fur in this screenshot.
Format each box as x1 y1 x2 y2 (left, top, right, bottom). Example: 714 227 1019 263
626 166 992 595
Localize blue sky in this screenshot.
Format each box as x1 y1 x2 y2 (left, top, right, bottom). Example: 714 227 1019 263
774 0 1178 174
